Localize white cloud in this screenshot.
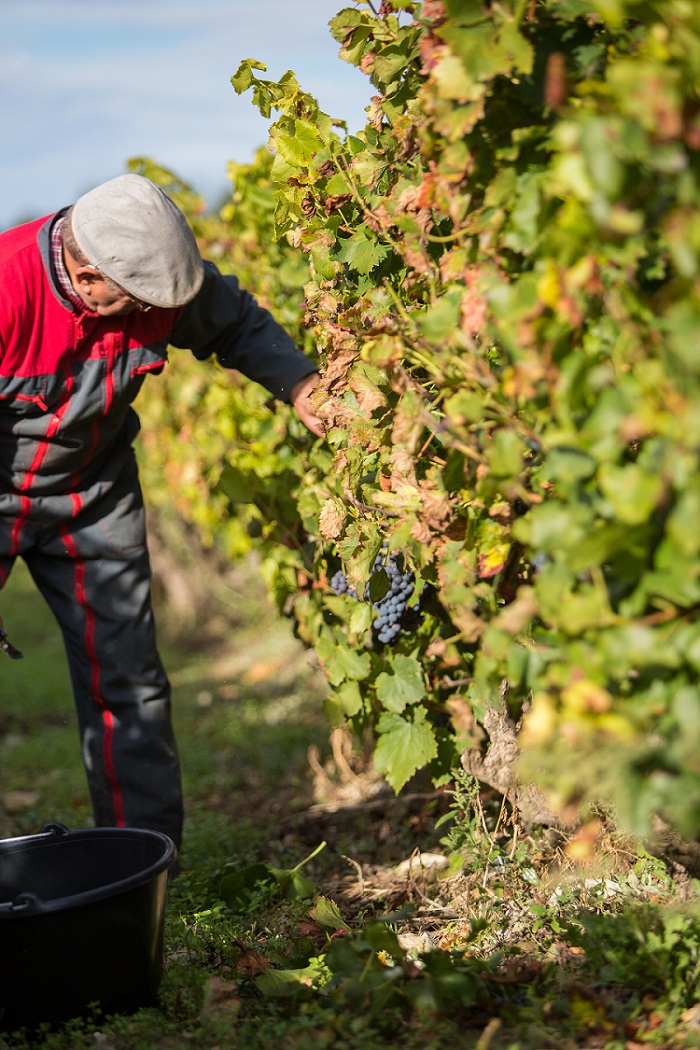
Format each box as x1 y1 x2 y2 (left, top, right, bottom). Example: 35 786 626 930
0 0 372 226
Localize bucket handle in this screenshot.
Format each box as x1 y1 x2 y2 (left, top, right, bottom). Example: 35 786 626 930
10 891 46 915
38 822 70 837
0 826 68 915
0 825 71 916
0 892 47 916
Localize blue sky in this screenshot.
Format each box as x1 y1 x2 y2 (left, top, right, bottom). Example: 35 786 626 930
0 1 373 228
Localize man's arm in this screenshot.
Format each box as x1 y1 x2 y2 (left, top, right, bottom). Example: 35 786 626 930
170 262 321 430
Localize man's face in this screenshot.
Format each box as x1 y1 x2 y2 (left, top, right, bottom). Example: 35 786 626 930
73 266 152 317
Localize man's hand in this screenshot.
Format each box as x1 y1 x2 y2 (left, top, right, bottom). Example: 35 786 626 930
0 620 23 660
290 372 324 438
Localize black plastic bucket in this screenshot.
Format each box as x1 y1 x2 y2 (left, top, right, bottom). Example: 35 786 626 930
0 822 176 1031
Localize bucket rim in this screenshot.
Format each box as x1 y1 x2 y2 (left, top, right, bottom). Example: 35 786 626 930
0 824 176 918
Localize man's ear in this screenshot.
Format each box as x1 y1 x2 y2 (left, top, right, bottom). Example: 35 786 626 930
73 265 103 293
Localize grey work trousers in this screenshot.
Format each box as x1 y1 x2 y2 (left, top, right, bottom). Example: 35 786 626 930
0 464 183 848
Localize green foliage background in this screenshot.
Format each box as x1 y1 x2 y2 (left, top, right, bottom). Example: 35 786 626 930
134 0 700 838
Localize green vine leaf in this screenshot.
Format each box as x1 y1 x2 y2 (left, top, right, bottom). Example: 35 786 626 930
375 653 427 714
230 58 268 95
335 228 392 275
316 633 371 686
374 708 438 793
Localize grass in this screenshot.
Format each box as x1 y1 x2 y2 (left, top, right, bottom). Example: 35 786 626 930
0 563 89 835
3 557 700 1048
0 556 329 845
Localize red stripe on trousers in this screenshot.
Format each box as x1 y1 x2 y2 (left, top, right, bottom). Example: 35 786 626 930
62 525 126 827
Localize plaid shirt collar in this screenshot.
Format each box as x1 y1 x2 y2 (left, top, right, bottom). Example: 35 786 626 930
51 217 88 313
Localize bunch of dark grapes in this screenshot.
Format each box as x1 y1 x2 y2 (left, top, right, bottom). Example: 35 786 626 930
330 569 357 599
329 543 420 646
370 545 417 644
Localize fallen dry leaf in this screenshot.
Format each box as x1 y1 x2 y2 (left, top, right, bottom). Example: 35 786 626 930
199 975 242 1021
233 946 270 979
3 790 39 813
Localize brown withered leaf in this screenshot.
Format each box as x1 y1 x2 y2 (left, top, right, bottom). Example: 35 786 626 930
348 368 388 415
446 696 475 738
391 393 425 451
308 228 337 250
395 186 434 234
410 519 433 546
461 286 488 338
360 50 376 76
326 324 358 355
419 483 452 530
318 500 346 540
320 347 358 390
420 31 445 72
415 171 436 210
367 96 385 132
200 975 242 1021
365 204 393 234
390 445 418 487
439 245 469 283
422 0 447 24
301 194 316 218
450 607 486 642
320 398 374 439
402 244 433 275
314 292 339 319
297 916 324 938
544 51 568 110
234 946 270 979
492 587 538 635
325 193 353 213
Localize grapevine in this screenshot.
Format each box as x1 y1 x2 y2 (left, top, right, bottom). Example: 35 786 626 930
137 0 700 833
